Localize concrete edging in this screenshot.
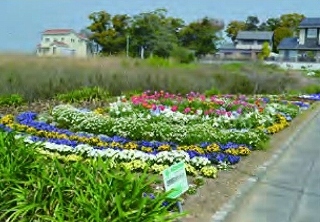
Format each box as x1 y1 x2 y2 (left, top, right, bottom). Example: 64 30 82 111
210 103 320 222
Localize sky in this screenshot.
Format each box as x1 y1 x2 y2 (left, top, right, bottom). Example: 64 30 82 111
0 0 319 52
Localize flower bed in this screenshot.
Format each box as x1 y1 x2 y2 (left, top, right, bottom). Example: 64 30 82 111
0 91 312 178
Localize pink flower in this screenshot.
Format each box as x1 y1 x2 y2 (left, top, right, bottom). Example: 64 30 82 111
184 107 191 113
152 104 157 110
159 105 165 111
171 105 178 112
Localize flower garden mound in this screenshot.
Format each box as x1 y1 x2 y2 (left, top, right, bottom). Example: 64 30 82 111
0 92 312 180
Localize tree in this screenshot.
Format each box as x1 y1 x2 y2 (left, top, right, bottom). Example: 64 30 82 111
179 17 224 58
130 8 179 58
273 26 293 52
279 13 305 35
87 11 113 54
265 17 281 31
258 42 271 60
225 20 246 42
87 11 131 55
245 16 260 31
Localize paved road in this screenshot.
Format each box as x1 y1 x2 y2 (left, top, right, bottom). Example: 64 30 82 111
224 114 320 222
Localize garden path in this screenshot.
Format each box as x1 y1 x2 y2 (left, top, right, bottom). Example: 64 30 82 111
223 113 320 222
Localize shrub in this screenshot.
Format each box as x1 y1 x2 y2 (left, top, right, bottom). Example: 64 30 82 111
301 84 320 94
170 46 195 64
55 87 110 103
146 56 172 67
0 94 25 106
204 87 221 96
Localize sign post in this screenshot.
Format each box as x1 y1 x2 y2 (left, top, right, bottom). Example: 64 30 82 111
162 161 189 213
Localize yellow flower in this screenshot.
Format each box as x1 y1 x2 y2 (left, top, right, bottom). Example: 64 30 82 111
177 145 188 151
97 142 107 147
158 144 171 151
187 145 205 154
206 143 220 153
26 127 37 134
0 115 14 124
238 146 251 155
141 146 153 152
93 107 105 114
200 166 218 178
131 160 147 170
110 141 122 148
185 164 198 176
150 164 169 173
124 142 138 150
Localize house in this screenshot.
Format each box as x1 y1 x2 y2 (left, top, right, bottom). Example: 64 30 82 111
278 18 320 62
219 31 274 60
36 29 93 58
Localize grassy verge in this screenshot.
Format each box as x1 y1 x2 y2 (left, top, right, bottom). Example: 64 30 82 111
0 54 315 102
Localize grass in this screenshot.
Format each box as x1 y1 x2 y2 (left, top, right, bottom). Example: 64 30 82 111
0 53 316 102
0 130 184 221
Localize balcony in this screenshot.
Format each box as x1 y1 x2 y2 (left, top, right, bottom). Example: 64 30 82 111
235 44 264 50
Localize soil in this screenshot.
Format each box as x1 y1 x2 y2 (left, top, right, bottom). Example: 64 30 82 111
181 102 319 222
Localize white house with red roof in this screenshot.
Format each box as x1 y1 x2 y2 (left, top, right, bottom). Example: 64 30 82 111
36 29 92 58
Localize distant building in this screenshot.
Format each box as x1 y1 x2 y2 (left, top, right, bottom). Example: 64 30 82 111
219 31 274 60
278 18 320 62
36 29 94 58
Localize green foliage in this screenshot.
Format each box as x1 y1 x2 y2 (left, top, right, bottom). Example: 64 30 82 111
204 87 221 96
220 62 244 71
87 11 131 55
130 9 180 59
170 46 195 64
273 27 293 52
279 13 305 35
178 17 224 57
0 131 184 221
258 42 271 60
301 84 320 94
0 94 25 106
225 20 246 42
245 16 260 31
146 56 172 67
55 87 110 103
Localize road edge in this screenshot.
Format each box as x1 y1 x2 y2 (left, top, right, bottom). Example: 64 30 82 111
210 102 320 222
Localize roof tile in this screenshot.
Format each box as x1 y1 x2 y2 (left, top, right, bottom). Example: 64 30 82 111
236 31 273 40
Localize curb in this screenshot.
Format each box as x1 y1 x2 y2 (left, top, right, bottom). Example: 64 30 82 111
210 103 320 222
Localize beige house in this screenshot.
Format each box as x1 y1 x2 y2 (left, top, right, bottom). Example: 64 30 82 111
36 29 92 58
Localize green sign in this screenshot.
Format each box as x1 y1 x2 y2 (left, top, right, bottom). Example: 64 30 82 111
162 161 189 199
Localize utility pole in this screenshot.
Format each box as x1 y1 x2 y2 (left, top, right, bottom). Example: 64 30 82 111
126 35 130 57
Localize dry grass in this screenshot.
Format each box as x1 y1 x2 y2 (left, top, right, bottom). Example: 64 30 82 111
0 53 315 101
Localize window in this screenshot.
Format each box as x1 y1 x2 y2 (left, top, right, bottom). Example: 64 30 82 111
45 37 50 42
307 28 317 38
71 38 75 43
61 37 64 41
240 40 254 44
257 40 266 45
